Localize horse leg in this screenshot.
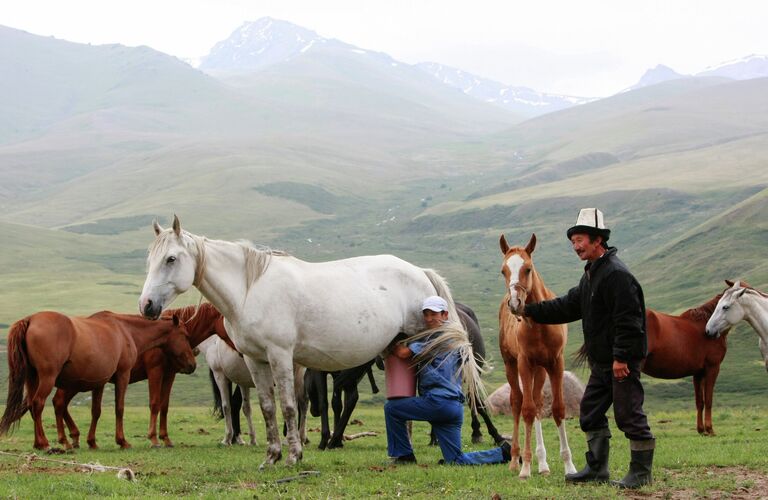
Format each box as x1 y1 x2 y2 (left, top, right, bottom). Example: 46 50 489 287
61 395 81 448
53 388 76 450
29 374 55 450
293 365 309 445
532 366 550 475
268 350 303 465
113 372 132 449
328 384 345 449
244 357 282 467
240 386 257 446
477 403 504 445
547 360 577 475
230 384 244 444
211 370 235 445
317 374 331 450
145 364 164 448
703 365 721 436
329 385 359 449
470 405 483 444
85 387 104 449
518 361 537 479
693 374 705 434
504 359 523 471
759 337 768 372
158 371 177 447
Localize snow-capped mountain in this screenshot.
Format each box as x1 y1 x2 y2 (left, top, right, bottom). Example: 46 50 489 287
697 54 768 80
416 62 594 118
199 17 351 72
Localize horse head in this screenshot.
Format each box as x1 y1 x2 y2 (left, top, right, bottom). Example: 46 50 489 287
163 314 197 374
499 233 537 316
139 215 201 320
705 280 749 338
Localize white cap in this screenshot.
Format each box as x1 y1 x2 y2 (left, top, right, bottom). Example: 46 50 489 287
567 208 611 241
422 296 449 312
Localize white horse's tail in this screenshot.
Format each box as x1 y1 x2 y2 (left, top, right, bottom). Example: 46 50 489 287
422 268 459 323
419 268 488 413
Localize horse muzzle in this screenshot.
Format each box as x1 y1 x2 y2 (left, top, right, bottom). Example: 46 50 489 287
140 298 163 320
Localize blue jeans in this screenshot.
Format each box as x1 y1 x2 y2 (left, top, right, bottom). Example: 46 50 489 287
384 393 504 465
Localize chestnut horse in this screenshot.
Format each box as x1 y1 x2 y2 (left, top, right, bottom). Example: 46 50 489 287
0 311 195 450
499 233 577 479
51 303 221 449
576 285 731 435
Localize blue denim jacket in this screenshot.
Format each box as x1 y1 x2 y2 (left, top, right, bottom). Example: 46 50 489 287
409 338 464 401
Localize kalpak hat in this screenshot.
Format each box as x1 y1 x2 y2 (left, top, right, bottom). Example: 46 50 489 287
566 208 611 241
422 296 449 312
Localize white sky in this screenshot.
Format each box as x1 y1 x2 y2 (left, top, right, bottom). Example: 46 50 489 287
2 0 767 96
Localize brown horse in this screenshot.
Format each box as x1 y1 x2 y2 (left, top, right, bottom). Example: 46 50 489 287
499 233 577 479
0 311 195 450
53 303 229 448
574 285 734 435
643 290 731 435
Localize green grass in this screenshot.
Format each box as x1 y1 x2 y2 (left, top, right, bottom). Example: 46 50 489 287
0 406 766 498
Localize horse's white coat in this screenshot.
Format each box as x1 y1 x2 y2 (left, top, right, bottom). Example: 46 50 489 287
706 281 768 371
138 218 457 466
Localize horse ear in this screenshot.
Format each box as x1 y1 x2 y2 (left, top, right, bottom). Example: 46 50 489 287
499 234 510 255
525 233 537 255
172 314 180 326
737 288 748 298
153 220 163 236
725 279 734 287
172 214 181 237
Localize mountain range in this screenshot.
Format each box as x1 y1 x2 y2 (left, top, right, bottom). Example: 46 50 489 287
1 17 768 405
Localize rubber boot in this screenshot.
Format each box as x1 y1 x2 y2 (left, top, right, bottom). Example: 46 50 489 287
612 439 654 489
565 429 611 483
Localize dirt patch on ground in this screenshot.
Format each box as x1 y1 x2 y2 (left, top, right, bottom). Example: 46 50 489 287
625 466 768 500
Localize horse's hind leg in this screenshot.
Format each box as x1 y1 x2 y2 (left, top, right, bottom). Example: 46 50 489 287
693 374 705 434
29 374 55 450
53 388 80 449
546 361 576 475
86 387 104 449
703 366 721 436
211 370 235 445
244 356 283 467
268 350 303 465
241 386 258 446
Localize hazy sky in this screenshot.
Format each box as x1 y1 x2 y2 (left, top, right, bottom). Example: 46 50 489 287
3 0 767 96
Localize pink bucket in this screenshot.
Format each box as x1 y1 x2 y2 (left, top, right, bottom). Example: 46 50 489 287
384 354 416 399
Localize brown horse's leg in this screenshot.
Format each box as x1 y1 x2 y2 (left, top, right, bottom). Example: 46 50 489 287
531 366 550 475
693 374 705 434
547 359 576 475
703 365 721 436
29 375 55 450
518 360 537 479
158 371 177 447
145 364 165 448
87 387 104 449
113 372 132 449
504 358 522 471
53 388 79 449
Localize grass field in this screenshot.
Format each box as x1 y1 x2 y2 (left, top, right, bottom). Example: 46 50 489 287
1 406 767 498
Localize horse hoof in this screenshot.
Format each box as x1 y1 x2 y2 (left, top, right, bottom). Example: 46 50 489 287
151 444 163 449
471 436 483 444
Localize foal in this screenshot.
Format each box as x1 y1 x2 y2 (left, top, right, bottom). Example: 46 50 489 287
499 233 577 478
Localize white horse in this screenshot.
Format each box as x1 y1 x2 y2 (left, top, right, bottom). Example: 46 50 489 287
197 335 258 446
138 216 464 466
705 280 768 372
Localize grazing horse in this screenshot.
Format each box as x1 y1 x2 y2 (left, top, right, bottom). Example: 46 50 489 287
429 302 504 446
706 280 768 373
304 359 381 450
0 312 194 450
499 233 577 479
138 216 468 466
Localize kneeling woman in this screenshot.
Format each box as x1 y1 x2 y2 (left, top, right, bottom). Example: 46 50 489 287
384 296 511 465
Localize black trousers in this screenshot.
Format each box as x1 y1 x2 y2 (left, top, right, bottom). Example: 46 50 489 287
579 361 654 441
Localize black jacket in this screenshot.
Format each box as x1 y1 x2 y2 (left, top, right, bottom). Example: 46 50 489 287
523 247 647 365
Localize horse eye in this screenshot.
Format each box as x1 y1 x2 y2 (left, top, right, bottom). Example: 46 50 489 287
166 256 176 264
722 305 729 311
526 268 531 275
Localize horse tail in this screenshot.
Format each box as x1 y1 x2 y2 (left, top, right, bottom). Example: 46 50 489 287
0 319 32 436
208 369 224 420
573 343 589 368
422 268 460 323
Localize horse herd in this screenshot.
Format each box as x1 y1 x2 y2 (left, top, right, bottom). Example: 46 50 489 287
1 216 767 477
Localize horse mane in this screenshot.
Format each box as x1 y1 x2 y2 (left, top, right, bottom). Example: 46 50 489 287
164 302 218 323
239 242 290 290
680 294 724 322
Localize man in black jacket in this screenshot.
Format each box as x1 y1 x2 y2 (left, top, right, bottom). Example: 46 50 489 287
514 208 655 489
